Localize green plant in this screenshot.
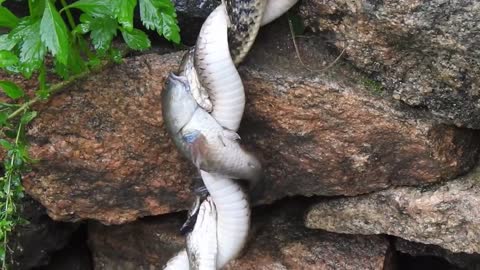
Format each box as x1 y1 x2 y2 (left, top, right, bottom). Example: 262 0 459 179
0 0 180 268
360 77 384 95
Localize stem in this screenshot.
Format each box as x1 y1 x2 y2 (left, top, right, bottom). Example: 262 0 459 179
27 0 33 15
78 36 95 59
7 48 130 121
58 0 94 59
39 64 47 93
1 119 22 270
60 0 77 31
287 14 345 73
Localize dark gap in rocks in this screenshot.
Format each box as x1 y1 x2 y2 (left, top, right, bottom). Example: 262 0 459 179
14 195 477 269
8 197 78 270
396 253 463 270
32 224 93 270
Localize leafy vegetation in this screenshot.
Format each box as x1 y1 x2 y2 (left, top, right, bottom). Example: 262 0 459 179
0 0 180 268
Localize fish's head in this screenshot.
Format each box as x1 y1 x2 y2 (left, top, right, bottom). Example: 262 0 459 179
161 73 198 134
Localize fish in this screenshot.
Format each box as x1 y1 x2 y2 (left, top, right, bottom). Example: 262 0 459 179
161 73 263 184
185 196 218 270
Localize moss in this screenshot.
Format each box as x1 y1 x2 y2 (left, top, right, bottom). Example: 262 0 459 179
360 77 384 95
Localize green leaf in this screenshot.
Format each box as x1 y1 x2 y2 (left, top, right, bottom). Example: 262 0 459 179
139 0 180 43
0 7 19 28
0 139 13 150
87 56 101 68
121 28 150 51
73 23 90 34
0 50 19 68
63 0 114 17
139 0 159 31
160 12 180 44
153 0 176 15
0 34 18 51
40 0 70 65
0 81 24 99
0 112 8 126
21 111 37 124
10 18 47 78
54 45 87 79
0 243 5 262
30 0 46 18
4 129 17 139
116 0 137 31
79 14 118 54
110 47 123 63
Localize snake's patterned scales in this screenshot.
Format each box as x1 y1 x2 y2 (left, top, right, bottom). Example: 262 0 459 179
163 1 298 269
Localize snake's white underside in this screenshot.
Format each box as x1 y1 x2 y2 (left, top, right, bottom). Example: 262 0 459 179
164 0 298 269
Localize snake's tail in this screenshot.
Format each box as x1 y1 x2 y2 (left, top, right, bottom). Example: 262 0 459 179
195 4 245 132
261 0 299 26
201 170 250 269
163 249 190 270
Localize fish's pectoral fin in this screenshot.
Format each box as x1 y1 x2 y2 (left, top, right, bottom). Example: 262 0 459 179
182 130 208 168
223 129 241 141
218 129 240 146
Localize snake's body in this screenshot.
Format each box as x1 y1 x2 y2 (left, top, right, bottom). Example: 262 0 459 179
162 1 298 269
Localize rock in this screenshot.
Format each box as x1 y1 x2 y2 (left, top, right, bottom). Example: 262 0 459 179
305 164 480 254
170 0 221 45
172 0 219 18
8 197 78 270
21 20 480 224
34 226 93 270
89 201 393 269
300 0 480 128
395 238 480 270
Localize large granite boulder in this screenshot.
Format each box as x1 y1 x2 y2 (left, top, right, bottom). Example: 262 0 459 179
300 0 480 128
306 164 480 254
89 201 393 269
18 21 479 224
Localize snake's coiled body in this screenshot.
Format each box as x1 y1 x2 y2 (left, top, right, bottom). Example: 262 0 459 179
162 1 298 269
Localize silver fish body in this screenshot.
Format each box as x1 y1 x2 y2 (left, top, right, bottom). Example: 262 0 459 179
182 105 262 183
161 73 262 183
163 172 250 270
186 196 218 270
161 73 198 137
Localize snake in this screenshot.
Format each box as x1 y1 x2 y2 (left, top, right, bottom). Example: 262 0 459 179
162 0 298 269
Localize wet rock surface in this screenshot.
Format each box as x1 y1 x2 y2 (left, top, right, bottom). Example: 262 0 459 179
300 0 480 129
16 21 480 224
20 21 480 224
89 201 393 270
306 164 480 254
